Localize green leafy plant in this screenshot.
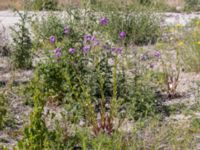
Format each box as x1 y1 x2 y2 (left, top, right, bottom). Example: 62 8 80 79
31 14 65 49
31 8 160 127
121 47 162 120
102 10 160 46
184 0 200 11
139 0 151 5
18 9 162 149
16 89 48 150
11 11 32 69
86 0 171 12
0 93 7 130
31 0 58 11
156 26 183 98
190 117 200 132
16 88 70 149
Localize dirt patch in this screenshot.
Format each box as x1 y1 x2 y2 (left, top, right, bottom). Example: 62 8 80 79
0 0 22 10
166 0 185 7
58 0 80 7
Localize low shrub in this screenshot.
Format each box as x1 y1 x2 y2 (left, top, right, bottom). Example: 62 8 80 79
31 14 65 49
156 26 183 98
101 10 160 46
28 8 160 132
31 0 58 11
87 0 172 12
32 9 160 48
184 0 200 11
190 117 200 132
125 55 161 119
16 90 68 150
11 11 32 69
139 0 151 5
0 94 7 130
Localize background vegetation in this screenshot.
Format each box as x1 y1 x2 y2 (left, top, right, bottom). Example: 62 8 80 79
0 0 200 149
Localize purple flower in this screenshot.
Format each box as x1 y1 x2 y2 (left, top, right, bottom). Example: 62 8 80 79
150 63 154 68
91 36 100 46
99 17 109 26
84 35 92 42
91 36 96 41
50 36 56 43
119 31 126 39
112 47 122 54
64 27 70 34
82 45 91 53
69 48 75 53
154 51 161 58
54 48 62 58
141 54 149 61
116 47 122 54
93 40 100 46
112 48 116 51
103 43 111 50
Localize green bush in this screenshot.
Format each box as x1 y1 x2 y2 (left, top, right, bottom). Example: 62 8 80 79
130 85 157 120
103 10 160 45
31 14 65 48
0 94 7 130
125 67 159 120
87 0 171 12
32 9 160 47
139 0 151 5
190 118 200 131
19 9 160 144
16 90 67 150
11 11 32 69
184 0 200 11
32 0 58 11
31 8 159 121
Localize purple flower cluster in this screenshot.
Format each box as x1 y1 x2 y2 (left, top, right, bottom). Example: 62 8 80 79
84 35 92 42
69 48 75 54
82 34 100 53
83 45 91 53
119 31 126 39
154 51 161 58
141 54 149 61
93 40 100 46
50 36 56 43
112 47 123 54
150 63 154 68
103 43 111 50
99 17 109 26
54 48 62 58
91 35 100 46
64 26 70 35
50 16 127 58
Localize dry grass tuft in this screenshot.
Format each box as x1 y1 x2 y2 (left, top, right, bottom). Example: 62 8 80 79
166 0 185 7
58 0 80 7
0 0 23 10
